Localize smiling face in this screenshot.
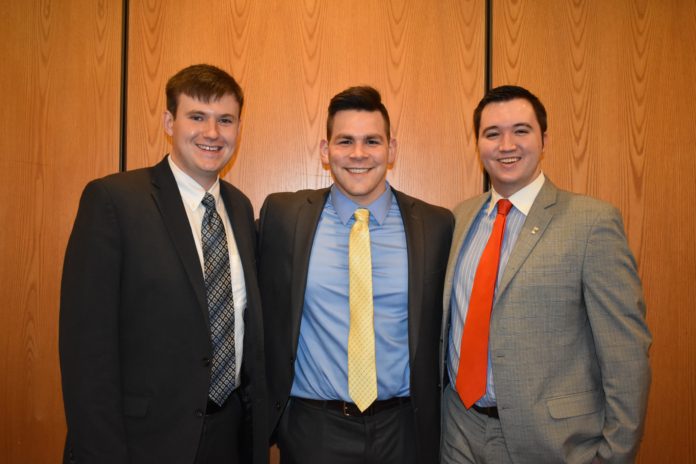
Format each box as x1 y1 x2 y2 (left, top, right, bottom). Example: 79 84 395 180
163 93 241 190
477 98 546 197
320 110 397 206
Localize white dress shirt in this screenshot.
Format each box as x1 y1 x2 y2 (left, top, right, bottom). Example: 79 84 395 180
168 156 245 388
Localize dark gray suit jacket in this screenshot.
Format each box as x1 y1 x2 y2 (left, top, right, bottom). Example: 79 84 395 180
258 187 453 464
60 157 267 464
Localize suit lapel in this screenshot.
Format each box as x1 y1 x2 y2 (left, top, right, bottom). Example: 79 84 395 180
220 183 255 285
150 158 209 326
440 194 488 371
443 194 490 308
290 189 329 354
496 180 558 299
394 190 424 363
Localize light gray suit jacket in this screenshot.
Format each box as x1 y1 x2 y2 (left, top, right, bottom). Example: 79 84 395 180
440 179 651 463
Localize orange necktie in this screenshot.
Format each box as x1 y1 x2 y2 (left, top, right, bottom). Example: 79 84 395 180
456 199 513 408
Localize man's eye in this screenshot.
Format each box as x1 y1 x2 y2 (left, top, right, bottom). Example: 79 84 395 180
219 118 233 125
484 132 499 139
190 115 203 121
366 139 381 145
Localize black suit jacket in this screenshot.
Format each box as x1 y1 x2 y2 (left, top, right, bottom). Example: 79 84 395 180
257 187 453 464
59 158 267 464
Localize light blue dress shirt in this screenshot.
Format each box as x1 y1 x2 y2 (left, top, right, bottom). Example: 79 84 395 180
290 183 410 401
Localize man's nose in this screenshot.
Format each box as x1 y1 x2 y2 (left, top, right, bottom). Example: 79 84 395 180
204 119 219 138
499 132 516 151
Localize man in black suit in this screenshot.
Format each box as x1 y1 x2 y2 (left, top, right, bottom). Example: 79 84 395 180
60 64 267 464
258 86 453 463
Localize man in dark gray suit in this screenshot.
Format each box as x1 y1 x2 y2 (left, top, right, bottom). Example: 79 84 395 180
60 64 267 464
441 85 651 464
259 86 453 464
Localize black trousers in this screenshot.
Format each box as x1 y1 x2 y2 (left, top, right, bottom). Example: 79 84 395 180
194 389 245 464
276 397 418 464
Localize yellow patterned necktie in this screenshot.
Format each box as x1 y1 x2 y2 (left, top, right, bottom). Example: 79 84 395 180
348 208 377 412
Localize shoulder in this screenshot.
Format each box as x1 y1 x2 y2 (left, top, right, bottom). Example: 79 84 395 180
452 193 488 219
80 166 154 203
553 189 622 223
262 188 328 211
93 166 152 187
393 190 454 225
220 179 253 210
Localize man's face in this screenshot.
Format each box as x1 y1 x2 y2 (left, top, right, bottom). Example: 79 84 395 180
163 93 241 190
477 98 546 197
321 110 396 206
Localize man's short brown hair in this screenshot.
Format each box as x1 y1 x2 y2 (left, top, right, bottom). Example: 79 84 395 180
165 64 244 118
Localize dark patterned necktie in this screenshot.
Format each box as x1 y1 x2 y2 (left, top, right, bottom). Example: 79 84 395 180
201 193 236 406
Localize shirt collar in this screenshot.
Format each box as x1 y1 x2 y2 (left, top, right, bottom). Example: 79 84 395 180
330 182 393 226
486 172 545 217
168 155 221 210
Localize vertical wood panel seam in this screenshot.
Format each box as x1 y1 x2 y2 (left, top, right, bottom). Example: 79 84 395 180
482 0 492 192
119 0 129 172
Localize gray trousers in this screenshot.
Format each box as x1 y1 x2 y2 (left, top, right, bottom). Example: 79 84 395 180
441 385 512 464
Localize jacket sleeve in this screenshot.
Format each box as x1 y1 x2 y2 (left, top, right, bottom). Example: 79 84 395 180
582 205 651 463
59 180 129 463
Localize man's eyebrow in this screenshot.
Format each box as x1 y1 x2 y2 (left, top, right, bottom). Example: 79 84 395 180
183 110 236 119
481 124 500 133
482 122 533 132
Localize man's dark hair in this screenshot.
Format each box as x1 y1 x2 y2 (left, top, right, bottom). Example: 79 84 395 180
473 85 547 139
165 64 244 118
326 86 391 139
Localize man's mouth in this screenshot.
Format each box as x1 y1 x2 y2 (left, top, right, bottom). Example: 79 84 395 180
498 157 521 165
197 144 222 152
346 168 370 173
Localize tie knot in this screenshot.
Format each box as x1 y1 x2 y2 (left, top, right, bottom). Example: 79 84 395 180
202 193 216 211
354 208 370 223
496 199 513 217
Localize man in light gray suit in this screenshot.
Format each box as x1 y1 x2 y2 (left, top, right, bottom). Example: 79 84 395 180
440 85 651 464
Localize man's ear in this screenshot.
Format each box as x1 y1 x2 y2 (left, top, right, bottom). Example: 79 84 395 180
163 110 174 136
320 139 329 166
388 138 398 168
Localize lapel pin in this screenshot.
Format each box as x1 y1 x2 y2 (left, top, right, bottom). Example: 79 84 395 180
531 226 539 235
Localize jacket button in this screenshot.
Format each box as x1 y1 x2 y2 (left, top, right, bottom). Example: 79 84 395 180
275 401 281 410
195 409 204 417
202 357 211 367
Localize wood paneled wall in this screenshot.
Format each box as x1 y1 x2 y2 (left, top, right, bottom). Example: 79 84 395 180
126 0 485 210
491 0 696 462
2 0 695 462
0 0 123 462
